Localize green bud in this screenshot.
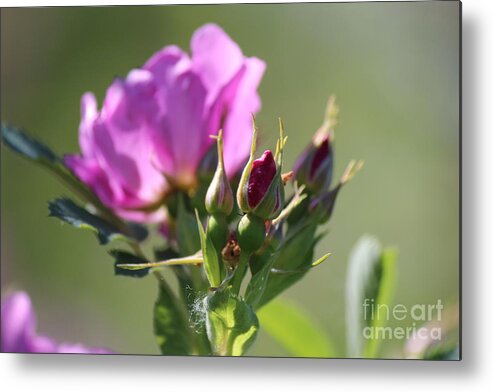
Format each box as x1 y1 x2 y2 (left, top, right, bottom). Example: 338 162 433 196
205 130 234 216
207 214 229 253
237 214 265 254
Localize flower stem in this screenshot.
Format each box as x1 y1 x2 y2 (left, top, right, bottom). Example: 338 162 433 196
231 252 250 295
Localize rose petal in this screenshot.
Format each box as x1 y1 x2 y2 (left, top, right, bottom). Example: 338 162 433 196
1 291 36 353
150 71 208 186
191 23 244 106
222 57 266 176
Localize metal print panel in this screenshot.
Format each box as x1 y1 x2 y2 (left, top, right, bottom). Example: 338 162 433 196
0 1 461 359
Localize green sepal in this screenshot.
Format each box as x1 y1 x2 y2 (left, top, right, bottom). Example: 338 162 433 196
311 159 364 223
236 156 255 213
236 118 258 213
286 193 310 226
256 217 320 308
250 171 284 220
244 243 278 309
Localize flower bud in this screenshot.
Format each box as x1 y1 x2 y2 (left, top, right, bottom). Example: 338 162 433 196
205 130 234 216
207 214 229 253
248 150 276 206
237 118 285 220
293 135 333 195
237 214 266 254
239 150 284 220
294 96 338 195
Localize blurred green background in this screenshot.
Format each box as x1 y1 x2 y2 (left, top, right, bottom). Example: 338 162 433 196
1 2 459 357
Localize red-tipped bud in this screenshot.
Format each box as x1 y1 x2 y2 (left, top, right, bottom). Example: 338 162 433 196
294 96 338 195
237 117 285 220
237 150 283 220
294 135 334 195
247 150 277 208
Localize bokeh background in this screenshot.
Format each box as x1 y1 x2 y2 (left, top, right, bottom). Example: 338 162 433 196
1 2 459 357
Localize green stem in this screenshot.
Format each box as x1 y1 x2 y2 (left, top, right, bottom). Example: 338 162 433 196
186 265 211 355
153 270 206 355
194 324 212 356
231 252 250 295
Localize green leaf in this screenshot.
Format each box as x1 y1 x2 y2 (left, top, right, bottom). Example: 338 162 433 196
204 288 258 356
154 278 192 355
175 195 200 255
245 242 278 308
423 343 460 361
2 123 59 163
257 218 319 308
110 249 150 278
154 247 180 261
258 298 335 357
345 235 398 358
48 198 130 245
2 125 133 235
2 125 88 200
126 222 148 242
195 210 222 288
115 254 203 271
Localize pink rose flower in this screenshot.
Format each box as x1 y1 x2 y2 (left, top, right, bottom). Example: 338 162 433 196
65 24 265 222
